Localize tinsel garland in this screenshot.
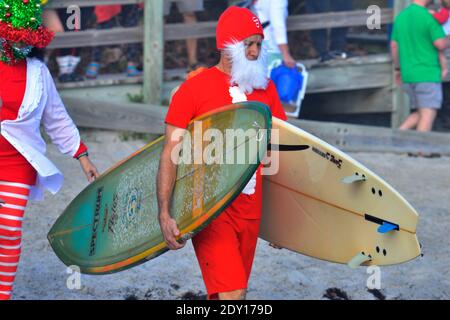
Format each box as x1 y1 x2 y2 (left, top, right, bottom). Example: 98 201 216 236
0 0 53 63
0 20 53 47
0 38 21 64
0 0 43 29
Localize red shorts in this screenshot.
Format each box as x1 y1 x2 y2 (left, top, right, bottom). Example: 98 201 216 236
192 210 260 298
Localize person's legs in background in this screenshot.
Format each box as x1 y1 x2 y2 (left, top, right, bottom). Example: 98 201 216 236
305 0 330 62
174 0 205 71
400 83 420 130
183 11 200 69
399 112 421 130
400 83 442 132
86 5 122 79
329 0 353 58
86 18 117 79
56 7 93 82
120 5 143 77
417 108 438 132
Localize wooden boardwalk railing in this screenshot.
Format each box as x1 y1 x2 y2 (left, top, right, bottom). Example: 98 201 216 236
48 9 394 48
47 0 413 128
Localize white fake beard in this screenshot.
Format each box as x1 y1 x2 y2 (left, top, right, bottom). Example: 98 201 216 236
224 41 269 95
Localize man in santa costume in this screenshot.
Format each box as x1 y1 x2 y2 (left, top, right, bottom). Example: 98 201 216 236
0 0 99 299
157 6 287 300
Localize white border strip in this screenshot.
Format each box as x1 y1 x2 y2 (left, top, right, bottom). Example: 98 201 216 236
0 181 31 189
0 236 21 240
0 192 29 200
0 214 23 222
1 204 26 211
0 225 22 232
0 262 19 267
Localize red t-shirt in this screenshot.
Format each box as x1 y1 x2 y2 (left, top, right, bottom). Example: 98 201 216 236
433 7 450 24
95 5 122 24
95 4 144 24
166 67 287 219
0 61 88 185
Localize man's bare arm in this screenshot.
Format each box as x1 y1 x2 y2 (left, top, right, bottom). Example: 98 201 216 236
433 38 449 51
391 40 403 86
391 40 400 69
157 124 186 250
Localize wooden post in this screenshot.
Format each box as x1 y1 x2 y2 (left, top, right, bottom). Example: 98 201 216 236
143 0 164 105
391 0 411 128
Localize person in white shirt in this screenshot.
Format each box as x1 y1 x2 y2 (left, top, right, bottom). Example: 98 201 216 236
0 0 99 300
244 0 296 67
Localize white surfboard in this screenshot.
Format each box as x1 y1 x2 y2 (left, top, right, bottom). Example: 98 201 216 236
261 118 421 267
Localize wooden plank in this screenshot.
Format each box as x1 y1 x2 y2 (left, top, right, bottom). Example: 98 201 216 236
160 54 393 100
165 9 394 41
48 0 143 8
48 10 394 49
62 97 167 135
48 27 143 49
59 84 143 104
61 96 450 155
143 0 163 104
54 54 392 92
56 51 450 95
55 54 393 101
306 54 392 68
286 8 393 32
56 73 142 90
290 118 450 155
305 55 392 93
302 87 393 115
48 0 215 7
54 68 186 90
347 33 389 44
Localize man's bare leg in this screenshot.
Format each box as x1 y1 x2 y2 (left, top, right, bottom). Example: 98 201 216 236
218 289 247 300
183 12 199 66
399 111 420 130
417 108 438 132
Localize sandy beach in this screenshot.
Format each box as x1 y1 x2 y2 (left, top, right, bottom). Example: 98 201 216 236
12 130 450 300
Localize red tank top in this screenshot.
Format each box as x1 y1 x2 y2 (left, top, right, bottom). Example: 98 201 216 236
0 60 38 185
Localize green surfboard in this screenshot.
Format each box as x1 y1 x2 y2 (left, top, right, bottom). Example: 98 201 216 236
48 102 272 274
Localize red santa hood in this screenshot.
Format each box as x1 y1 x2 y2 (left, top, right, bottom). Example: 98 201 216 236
216 6 265 50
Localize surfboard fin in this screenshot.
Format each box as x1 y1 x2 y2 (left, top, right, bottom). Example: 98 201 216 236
341 174 366 184
348 252 372 269
377 222 398 234
269 144 310 152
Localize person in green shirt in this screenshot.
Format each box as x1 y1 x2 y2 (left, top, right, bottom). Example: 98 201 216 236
391 0 448 132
